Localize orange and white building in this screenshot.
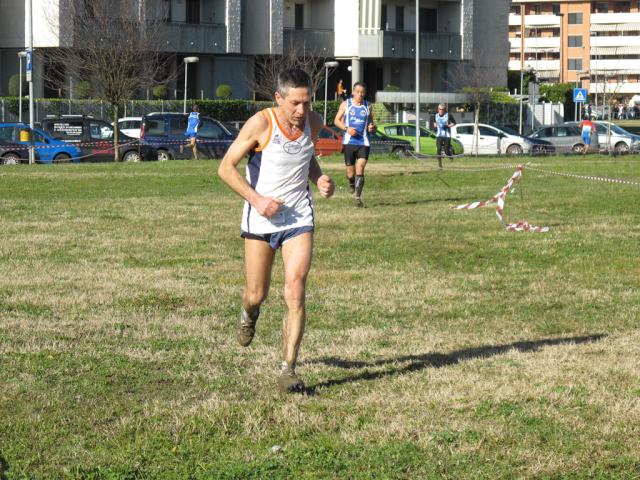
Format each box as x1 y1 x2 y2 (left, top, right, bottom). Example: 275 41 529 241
509 0 640 99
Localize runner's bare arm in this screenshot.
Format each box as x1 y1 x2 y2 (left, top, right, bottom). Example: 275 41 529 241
333 101 347 131
217 112 283 217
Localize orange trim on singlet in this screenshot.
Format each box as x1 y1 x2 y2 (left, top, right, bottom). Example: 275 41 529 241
271 108 305 141
254 109 273 152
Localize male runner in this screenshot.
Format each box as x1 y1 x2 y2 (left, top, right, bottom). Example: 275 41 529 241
334 82 375 207
181 104 200 159
579 114 596 155
217 68 335 394
432 103 456 169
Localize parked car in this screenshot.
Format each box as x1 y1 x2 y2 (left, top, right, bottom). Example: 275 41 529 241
41 115 155 162
528 125 598 154
114 117 142 138
0 123 82 163
0 140 35 165
564 121 640 153
369 130 413 156
376 123 464 155
497 125 555 154
140 112 236 160
316 126 343 156
451 123 539 155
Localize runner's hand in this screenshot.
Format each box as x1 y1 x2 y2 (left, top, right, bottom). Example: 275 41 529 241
346 127 358 137
316 175 335 198
254 196 284 218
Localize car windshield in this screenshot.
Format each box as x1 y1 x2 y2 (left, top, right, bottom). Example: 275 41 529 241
608 123 632 135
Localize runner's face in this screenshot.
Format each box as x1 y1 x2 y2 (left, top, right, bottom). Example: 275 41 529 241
352 85 365 103
276 86 311 128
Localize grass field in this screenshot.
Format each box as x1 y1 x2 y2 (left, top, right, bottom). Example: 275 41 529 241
1 154 639 479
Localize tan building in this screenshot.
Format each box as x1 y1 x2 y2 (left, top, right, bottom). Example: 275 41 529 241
509 0 640 101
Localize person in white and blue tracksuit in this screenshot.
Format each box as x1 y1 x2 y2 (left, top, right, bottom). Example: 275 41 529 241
182 104 201 159
334 82 375 207
432 103 456 169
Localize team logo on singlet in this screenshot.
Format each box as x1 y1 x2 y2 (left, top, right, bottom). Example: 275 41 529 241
283 140 302 154
272 133 283 145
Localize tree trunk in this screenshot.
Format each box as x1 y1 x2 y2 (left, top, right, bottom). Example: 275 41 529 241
113 104 121 162
473 104 480 157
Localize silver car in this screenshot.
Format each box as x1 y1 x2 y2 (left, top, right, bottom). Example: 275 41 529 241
529 125 599 154
564 121 640 153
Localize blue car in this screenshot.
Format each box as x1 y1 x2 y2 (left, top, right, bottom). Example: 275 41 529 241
0 123 82 163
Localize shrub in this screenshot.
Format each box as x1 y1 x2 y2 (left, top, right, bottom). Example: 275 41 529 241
8 74 26 97
74 81 92 99
152 85 168 99
216 84 233 100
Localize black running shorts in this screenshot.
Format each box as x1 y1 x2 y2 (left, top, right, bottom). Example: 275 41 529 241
344 144 370 166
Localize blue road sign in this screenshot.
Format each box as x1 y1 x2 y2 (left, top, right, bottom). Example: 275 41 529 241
26 50 32 72
573 88 587 103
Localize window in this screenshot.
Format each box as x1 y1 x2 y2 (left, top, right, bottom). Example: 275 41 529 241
170 118 186 136
614 1 630 12
396 6 404 32
419 8 437 33
404 125 417 136
568 35 583 47
479 126 498 137
186 0 200 24
383 126 398 136
49 121 83 140
89 121 113 140
33 131 45 143
534 3 542 14
568 12 583 24
592 2 608 13
294 4 304 30
381 5 387 31
198 120 225 139
146 119 166 136
0 127 17 142
552 3 561 14
540 127 554 137
568 58 583 70
456 126 474 135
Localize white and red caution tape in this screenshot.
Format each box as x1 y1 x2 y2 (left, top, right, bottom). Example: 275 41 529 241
526 165 640 187
454 165 549 233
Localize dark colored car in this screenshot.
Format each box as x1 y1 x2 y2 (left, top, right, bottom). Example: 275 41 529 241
0 140 37 165
140 112 236 161
496 125 556 155
40 115 155 162
329 126 413 156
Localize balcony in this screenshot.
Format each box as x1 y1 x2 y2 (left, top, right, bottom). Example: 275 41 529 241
283 29 334 56
591 35 640 48
591 12 640 24
508 59 560 71
160 22 227 54
359 31 461 60
509 15 561 27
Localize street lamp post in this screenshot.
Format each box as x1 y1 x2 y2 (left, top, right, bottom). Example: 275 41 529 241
323 61 339 125
183 56 199 114
17 51 27 123
415 0 420 153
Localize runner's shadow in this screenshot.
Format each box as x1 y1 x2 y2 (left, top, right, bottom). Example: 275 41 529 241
304 334 605 395
0 453 9 480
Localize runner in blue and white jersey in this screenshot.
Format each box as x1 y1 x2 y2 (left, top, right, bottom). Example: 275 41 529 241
431 103 456 169
181 104 201 159
334 82 375 207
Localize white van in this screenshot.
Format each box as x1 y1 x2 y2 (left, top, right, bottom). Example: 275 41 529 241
114 117 142 139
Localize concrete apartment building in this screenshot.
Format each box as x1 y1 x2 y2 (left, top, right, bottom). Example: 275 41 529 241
0 0 509 102
509 0 640 100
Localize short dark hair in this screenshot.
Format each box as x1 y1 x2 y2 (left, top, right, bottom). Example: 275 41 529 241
352 81 367 91
192 105 200 112
277 68 311 97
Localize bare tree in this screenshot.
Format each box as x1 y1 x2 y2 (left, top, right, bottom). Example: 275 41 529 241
447 60 497 157
42 0 174 161
247 40 327 102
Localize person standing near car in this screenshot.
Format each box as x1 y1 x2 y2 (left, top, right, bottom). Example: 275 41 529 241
432 103 456 169
334 82 375 207
181 104 201 159
217 68 335 394
579 114 596 155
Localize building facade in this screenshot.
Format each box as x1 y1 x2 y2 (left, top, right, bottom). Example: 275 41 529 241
509 0 640 100
0 0 509 102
